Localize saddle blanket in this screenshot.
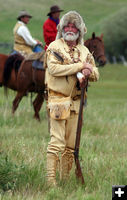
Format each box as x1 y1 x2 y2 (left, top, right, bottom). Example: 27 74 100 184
25 51 45 62
32 60 44 70
25 51 45 70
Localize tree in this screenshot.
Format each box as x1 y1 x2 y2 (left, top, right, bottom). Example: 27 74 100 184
102 8 127 62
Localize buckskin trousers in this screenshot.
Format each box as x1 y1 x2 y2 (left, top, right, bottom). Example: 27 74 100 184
47 111 79 155
47 111 79 183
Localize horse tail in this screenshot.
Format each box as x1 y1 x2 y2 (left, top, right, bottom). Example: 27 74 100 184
30 92 33 106
3 55 17 85
4 86 8 97
3 54 24 86
13 54 24 73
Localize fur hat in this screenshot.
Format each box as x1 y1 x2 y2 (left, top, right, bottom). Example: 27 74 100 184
56 11 87 45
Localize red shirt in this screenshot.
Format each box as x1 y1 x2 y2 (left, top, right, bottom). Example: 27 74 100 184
43 18 59 50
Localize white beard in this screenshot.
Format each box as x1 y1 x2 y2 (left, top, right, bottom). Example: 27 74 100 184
62 31 79 41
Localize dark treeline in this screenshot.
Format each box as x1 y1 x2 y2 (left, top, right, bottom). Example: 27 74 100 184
102 8 127 63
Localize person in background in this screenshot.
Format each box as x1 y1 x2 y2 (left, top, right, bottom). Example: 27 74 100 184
45 11 99 187
43 5 64 50
13 10 42 57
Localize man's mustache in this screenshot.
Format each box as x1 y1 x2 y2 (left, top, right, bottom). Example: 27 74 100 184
64 32 75 36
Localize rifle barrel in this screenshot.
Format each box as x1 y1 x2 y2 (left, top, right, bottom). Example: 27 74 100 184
74 80 88 185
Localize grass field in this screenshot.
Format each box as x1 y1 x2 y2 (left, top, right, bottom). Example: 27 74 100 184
0 64 127 199
0 0 127 53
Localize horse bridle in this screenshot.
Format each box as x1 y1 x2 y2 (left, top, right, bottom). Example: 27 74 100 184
89 38 105 61
96 53 105 61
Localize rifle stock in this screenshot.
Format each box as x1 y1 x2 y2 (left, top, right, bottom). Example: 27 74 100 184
74 80 88 185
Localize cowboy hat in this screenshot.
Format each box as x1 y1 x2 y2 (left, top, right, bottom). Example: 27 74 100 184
47 5 64 16
17 10 32 20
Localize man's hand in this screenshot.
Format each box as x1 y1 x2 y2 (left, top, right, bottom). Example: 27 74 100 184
36 40 43 47
77 62 93 88
82 62 93 78
77 72 87 88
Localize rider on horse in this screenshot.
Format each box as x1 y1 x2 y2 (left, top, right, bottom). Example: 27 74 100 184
12 10 43 57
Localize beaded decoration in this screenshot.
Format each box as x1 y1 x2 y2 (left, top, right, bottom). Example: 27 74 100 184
64 46 81 63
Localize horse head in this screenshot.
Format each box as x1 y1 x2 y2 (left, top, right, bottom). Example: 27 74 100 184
85 32 107 67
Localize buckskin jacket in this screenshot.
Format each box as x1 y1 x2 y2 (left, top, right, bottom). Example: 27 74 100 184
45 38 99 113
13 22 34 55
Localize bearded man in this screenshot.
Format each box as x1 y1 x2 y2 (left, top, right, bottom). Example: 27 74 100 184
45 11 99 186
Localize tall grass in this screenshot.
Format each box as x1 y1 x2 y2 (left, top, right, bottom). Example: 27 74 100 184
0 64 127 199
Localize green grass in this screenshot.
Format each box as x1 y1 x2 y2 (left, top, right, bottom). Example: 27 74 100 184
0 64 127 199
0 0 127 53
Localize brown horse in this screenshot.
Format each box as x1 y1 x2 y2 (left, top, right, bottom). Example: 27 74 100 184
0 53 24 91
0 53 45 120
1 32 106 120
84 32 106 66
12 58 45 120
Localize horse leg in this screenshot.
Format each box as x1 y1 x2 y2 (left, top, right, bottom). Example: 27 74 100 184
33 93 44 121
12 91 24 114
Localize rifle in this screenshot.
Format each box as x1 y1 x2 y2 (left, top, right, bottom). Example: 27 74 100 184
74 53 93 184
74 79 88 185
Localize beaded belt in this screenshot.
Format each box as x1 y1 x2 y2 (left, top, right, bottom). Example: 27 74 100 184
49 89 81 101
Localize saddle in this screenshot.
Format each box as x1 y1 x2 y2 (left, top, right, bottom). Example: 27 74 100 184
25 51 45 70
